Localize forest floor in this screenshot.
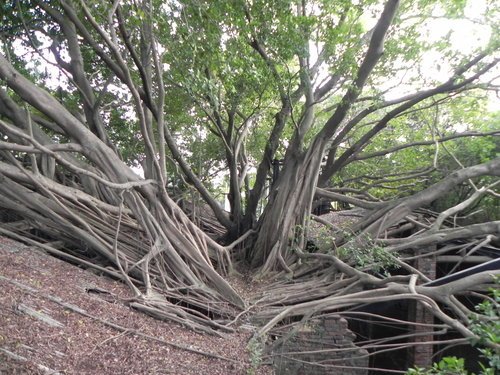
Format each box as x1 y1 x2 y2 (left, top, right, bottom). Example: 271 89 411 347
0 236 273 375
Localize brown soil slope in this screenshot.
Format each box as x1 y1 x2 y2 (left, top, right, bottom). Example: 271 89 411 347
0 237 271 374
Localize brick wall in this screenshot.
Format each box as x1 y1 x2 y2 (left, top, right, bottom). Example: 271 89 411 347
409 246 436 368
273 316 368 375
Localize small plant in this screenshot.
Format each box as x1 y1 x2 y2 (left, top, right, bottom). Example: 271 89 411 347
247 335 265 375
314 225 335 252
470 275 500 374
407 356 468 375
341 233 399 272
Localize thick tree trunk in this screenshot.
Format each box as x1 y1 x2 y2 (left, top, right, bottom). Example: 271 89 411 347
248 0 400 271
249 138 325 271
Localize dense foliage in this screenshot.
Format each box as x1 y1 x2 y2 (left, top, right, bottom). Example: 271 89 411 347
0 0 499 372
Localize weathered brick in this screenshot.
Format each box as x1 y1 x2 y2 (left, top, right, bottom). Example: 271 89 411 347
273 316 368 375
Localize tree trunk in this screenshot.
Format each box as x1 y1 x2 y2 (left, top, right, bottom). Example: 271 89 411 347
248 0 401 271
249 138 325 271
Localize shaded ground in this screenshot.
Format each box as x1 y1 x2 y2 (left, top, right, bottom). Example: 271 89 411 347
0 236 272 374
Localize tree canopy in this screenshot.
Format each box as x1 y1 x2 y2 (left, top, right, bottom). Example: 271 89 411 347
0 0 499 372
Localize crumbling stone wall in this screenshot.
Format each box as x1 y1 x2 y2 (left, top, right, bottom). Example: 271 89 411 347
273 316 368 375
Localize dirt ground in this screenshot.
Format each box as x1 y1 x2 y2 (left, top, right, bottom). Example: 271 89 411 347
0 236 273 374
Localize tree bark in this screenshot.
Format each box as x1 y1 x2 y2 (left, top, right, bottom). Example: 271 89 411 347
248 0 401 271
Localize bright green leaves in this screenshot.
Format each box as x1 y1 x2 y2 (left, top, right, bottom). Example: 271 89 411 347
470 278 500 373
407 357 469 375
327 89 498 202
318 2 366 77
246 0 312 60
341 233 399 273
